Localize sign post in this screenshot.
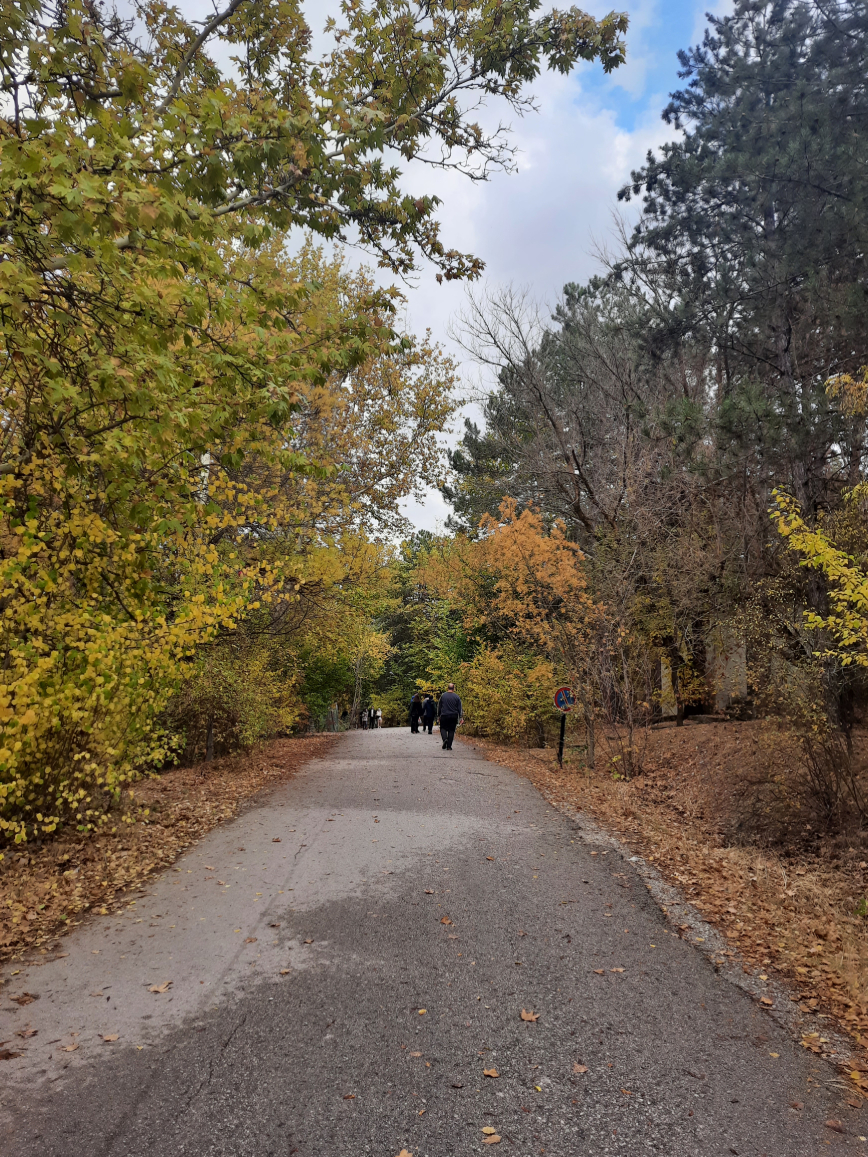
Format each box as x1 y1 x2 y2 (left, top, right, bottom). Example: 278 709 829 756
553 687 575 767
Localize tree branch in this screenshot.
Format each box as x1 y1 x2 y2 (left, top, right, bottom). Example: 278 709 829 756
155 0 251 116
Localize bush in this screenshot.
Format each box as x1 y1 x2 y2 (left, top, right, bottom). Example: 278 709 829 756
429 644 560 746
164 637 303 763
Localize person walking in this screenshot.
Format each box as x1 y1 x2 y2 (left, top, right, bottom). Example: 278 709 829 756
437 683 463 750
421 694 436 735
409 692 423 734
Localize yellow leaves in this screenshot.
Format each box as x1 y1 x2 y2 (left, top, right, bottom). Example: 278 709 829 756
771 488 868 667
827 367 868 416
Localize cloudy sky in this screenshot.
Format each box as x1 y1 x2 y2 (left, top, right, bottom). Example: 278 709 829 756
381 0 731 529
156 0 730 530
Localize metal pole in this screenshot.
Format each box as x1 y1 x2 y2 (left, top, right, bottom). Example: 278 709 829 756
557 712 566 767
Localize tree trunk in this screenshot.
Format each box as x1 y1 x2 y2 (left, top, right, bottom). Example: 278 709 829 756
668 645 685 727
205 717 214 762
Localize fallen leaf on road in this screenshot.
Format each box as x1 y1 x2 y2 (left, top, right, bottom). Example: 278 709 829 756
482 1127 497 1135
270 923 281 928
759 997 774 1007
789 1101 803 1110
520 1009 539 1022
611 968 625 973
280 969 291 975
452 1082 464 1088
425 889 434 894
272 838 281 843
486 857 495 861
593 969 604 975
483 1068 499 1078
0 1049 23 1060
482 1135 501 1144
418 1009 427 1015
573 1064 588 1074
409 1051 423 1057
149 981 172 993
518 930 527 937
343 1093 355 1100
10 993 38 1006
769 1052 780 1058
205 866 214 871
244 937 257 944
825 1120 844 1132
90 992 103 998
103 1034 119 1042
621 1088 632 1095
15 1028 37 1039
304 939 313 944
62 1043 79 1052
395 1150 413 1157
441 917 453 925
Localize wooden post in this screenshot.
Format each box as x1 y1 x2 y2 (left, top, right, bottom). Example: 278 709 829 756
557 711 566 768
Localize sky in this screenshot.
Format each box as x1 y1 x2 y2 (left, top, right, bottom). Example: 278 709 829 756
386 0 732 531
152 0 731 531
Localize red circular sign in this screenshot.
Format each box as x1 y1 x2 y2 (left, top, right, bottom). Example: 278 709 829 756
554 687 575 712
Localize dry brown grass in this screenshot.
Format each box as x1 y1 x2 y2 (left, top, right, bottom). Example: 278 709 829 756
0 734 336 963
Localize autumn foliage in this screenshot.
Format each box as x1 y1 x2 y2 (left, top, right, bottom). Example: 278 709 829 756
0 0 627 848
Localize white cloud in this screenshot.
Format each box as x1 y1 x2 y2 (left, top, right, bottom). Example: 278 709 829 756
125 0 716 534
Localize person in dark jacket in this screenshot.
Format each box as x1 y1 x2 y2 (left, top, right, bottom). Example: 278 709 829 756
409 692 423 733
421 694 436 734
437 683 463 750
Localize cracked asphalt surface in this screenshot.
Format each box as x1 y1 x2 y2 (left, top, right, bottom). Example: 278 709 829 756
1 728 865 1156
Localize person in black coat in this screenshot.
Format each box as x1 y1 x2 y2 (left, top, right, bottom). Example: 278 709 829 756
409 692 423 733
437 683 463 750
421 694 436 734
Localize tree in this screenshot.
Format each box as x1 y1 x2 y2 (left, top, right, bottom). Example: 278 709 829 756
0 0 628 844
443 1 868 740
617 0 868 514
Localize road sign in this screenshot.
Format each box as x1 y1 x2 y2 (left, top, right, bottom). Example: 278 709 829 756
554 686 575 712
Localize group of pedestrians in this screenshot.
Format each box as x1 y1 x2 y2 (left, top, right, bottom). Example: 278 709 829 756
409 693 436 734
409 684 463 750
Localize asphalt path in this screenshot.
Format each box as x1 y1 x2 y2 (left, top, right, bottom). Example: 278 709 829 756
1 729 865 1156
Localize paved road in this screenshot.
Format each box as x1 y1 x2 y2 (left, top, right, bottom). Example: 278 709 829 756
1 730 864 1156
